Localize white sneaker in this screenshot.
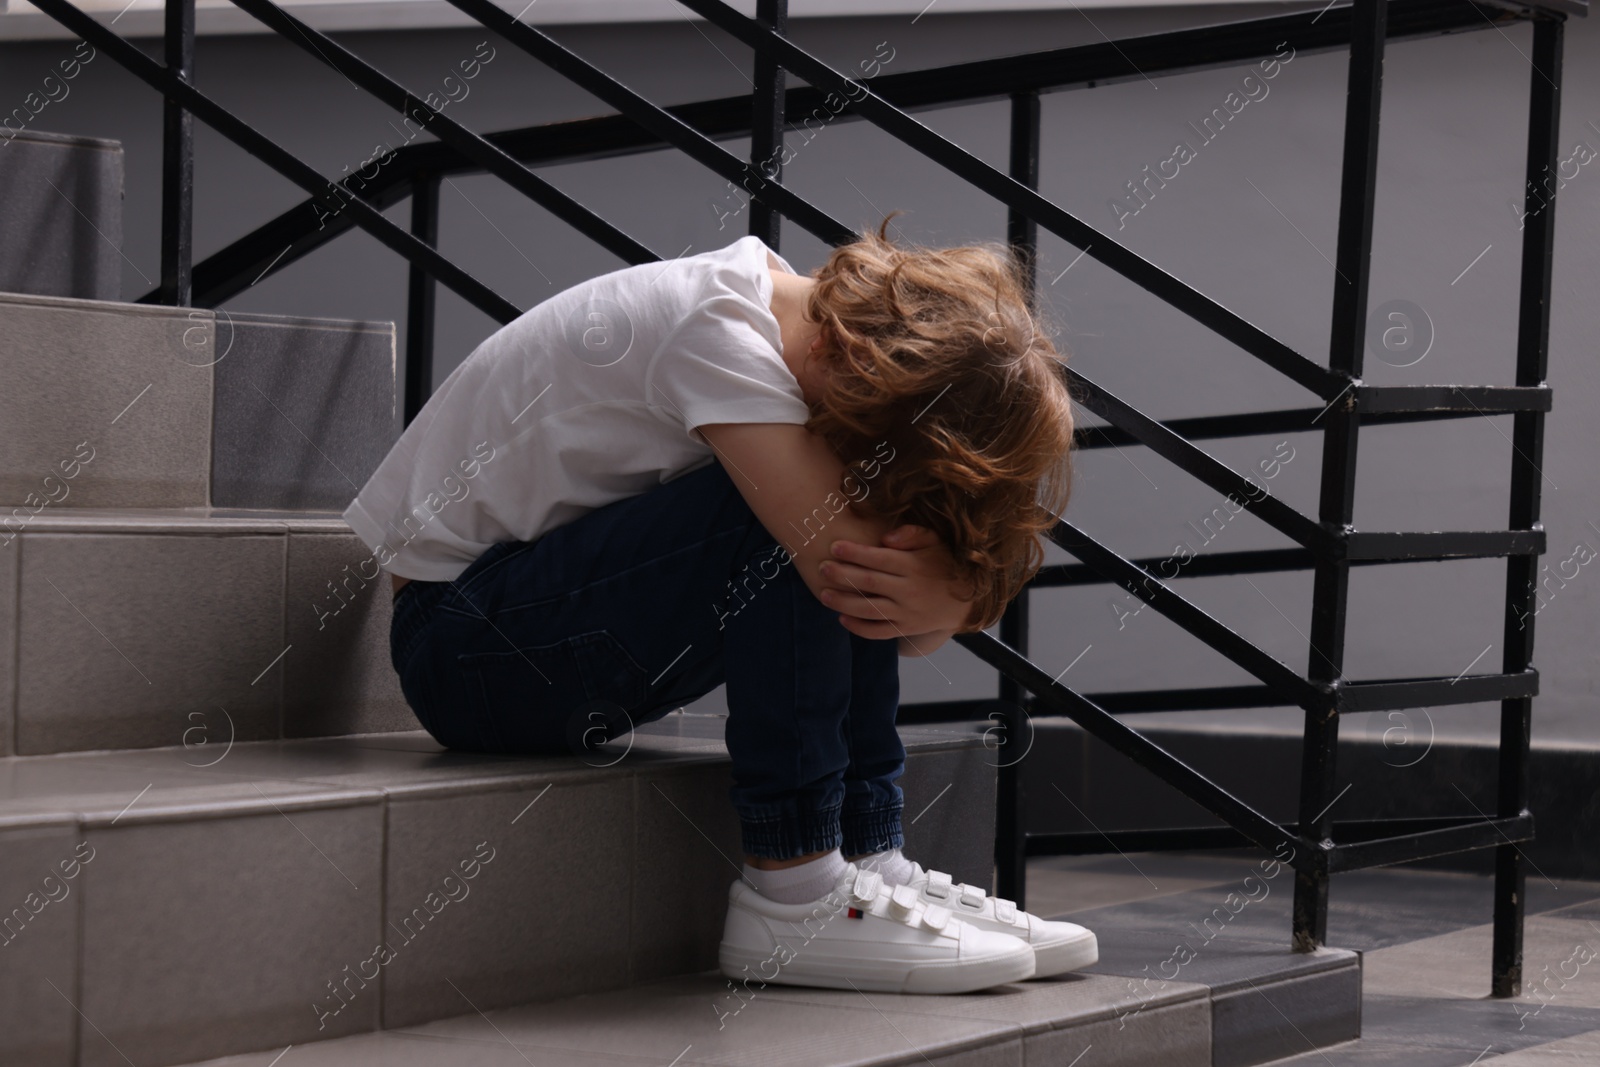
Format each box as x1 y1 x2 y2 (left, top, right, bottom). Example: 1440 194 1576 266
895 862 1098 977
719 863 1036 994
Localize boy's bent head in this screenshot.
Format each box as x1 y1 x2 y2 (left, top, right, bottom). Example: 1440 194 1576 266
802 214 1077 633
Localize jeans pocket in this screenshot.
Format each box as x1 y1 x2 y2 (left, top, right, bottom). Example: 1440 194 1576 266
453 630 653 755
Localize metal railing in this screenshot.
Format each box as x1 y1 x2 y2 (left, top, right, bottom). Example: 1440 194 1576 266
26 0 1578 997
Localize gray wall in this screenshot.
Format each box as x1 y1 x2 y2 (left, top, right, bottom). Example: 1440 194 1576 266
3 4 1596 751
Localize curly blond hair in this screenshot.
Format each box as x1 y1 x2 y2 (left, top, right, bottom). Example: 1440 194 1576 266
801 214 1077 633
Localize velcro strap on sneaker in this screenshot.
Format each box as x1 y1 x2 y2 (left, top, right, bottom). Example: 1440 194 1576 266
889 883 919 918
958 885 987 908
993 898 1019 923
851 868 884 904
925 869 953 899
921 903 952 932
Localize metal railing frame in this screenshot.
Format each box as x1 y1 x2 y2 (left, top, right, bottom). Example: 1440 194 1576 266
24 0 1577 997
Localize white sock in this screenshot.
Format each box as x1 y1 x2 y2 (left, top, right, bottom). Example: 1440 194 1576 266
742 849 850 905
851 847 917 887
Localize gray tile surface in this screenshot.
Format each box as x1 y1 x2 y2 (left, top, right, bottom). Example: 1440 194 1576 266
401 972 1024 1067
1024 998 1212 1067
0 745 375 827
380 778 635 1028
137 850 1600 1067
724 969 1207 1035
171 1030 681 1066
1364 915 1600 1006
21 506 290 534
1032 855 1600 1067
1087 926 1354 991
79 803 385 1067
284 532 413 739
1267 1040 1493 1066
1029 851 1260 916
1358 995 1600 1054
1484 1031 1600 1063
1212 960 1362 1067
927 1035 1023 1066
632 762 744 983
210 311 395 510
0 821 83 1067
899 745 997 893
1067 863 1515 953
0 130 123 302
118 734 599 798
0 292 213 507
15 531 285 753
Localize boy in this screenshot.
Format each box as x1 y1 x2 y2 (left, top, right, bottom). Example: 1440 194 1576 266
346 216 1095 994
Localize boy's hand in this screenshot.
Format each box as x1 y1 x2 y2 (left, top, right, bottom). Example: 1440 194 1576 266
817 523 978 641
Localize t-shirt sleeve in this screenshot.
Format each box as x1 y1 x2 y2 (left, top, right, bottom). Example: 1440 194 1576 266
647 291 812 445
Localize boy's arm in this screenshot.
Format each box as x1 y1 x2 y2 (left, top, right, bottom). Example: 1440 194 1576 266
697 421 975 641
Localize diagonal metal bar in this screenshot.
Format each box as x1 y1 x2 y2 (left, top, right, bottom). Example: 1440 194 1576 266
1026 813 1538 865
27 0 522 325
845 0 1545 107
1068 368 1330 550
1048 518 1325 711
1036 547 1319 586
227 0 660 268
158 1 1546 309
443 0 854 248
148 162 416 307
677 0 1342 400
950 628 1310 863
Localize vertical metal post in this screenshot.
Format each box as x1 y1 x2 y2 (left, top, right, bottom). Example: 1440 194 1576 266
1007 90 1041 304
748 0 787 249
1494 14 1563 1000
160 0 195 306
403 172 441 427
1294 0 1385 953
995 89 1042 905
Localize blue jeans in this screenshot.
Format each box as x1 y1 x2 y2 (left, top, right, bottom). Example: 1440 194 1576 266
387 459 906 861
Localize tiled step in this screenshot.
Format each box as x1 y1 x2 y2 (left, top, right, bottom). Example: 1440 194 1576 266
172 969 1214 1067
1074 887 1362 1066
0 508 410 756
0 129 123 302
0 290 395 510
1027 715 1600 879
0 720 999 1067
149 871 1361 1067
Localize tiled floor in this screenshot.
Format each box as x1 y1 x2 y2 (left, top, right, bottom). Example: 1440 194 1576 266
159 847 1597 1066
1032 852 1600 1065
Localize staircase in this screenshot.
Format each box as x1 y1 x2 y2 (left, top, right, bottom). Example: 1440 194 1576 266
0 127 1364 1067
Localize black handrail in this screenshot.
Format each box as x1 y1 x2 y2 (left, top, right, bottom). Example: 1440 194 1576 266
31 0 526 325
22 0 1577 1000
140 0 1536 314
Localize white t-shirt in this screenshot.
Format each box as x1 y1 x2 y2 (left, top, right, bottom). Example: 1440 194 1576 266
342 234 811 581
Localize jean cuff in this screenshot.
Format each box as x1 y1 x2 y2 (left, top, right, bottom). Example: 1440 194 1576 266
737 799 843 861
840 799 904 858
